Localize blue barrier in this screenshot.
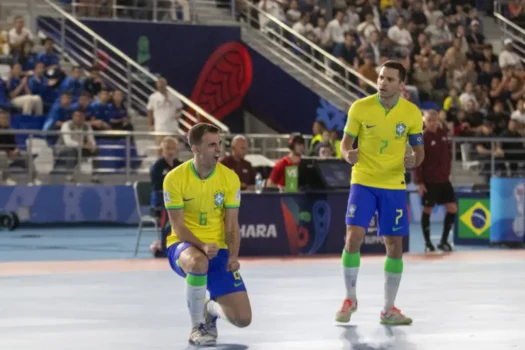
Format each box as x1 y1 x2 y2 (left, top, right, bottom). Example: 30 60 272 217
490 177 525 245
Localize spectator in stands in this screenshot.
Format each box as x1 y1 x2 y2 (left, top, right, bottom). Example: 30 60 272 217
312 129 332 156
15 41 36 75
425 16 452 55
466 20 484 54
258 0 286 29
386 0 411 27
37 38 60 72
511 99 525 126
0 109 40 185
28 62 56 111
387 17 412 56
71 91 93 120
286 0 301 23
329 129 341 158
7 16 34 56
327 10 347 46
443 87 461 112
147 78 183 148
358 53 378 92
56 109 98 183
309 120 325 154
266 133 305 191
474 120 505 182
7 63 43 116
110 90 133 131
220 135 256 191
59 66 84 102
508 0 525 26
500 119 525 176
486 101 510 135
312 17 332 53
333 32 359 82
357 13 380 42
499 39 523 70
292 12 315 43
0 31 8 58
44 92 72 131
89 88 112 131
0 76 9 108
424 0 444 26
459 82 478 110
83 67 105 97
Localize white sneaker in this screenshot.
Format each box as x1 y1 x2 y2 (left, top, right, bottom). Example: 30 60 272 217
380 307 413 325
188 324 216 346
335 298 358 323
204 299 218 338
5 178 17 186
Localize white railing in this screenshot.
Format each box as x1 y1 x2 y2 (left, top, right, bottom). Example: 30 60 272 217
239 0 376 106
494 1 525 63
37 0 230 135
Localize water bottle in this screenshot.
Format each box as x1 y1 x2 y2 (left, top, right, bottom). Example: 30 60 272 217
255 173 264 194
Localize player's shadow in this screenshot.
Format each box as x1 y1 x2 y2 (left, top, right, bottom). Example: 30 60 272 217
185 344 248 350
337 325 417 350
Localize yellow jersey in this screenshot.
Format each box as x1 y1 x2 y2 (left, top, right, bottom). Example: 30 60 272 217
163 160 241 249
344 94 423 190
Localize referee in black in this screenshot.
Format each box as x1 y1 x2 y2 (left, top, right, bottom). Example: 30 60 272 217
413 110 457 252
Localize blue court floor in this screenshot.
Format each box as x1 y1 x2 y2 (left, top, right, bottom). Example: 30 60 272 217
0 224 523 350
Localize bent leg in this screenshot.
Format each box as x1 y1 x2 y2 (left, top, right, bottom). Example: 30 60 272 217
209 291 252 328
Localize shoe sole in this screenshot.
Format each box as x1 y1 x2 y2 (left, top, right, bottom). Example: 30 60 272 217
380 319 413 325
335 309 357 323
189 339 217 346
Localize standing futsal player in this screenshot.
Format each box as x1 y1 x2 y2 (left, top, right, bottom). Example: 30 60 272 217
163 123 252 346
414 110 456 252
335 60 425 325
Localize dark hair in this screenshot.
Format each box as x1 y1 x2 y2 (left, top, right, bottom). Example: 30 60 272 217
381 60 407 82
188 123 220 146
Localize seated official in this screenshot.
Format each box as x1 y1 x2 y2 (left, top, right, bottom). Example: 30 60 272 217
266 133 305 191
55 110 99 183
109 90 134 132
149 136 182 258
220 135 255 191
0 109 41 185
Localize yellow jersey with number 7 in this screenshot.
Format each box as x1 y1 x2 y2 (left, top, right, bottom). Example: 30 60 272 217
163 160 241 249
344 94 423 190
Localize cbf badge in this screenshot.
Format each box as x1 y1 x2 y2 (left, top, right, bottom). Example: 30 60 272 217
395 122 407 138
163 190 170 204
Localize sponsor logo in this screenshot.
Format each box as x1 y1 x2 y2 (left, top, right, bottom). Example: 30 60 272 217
240 224 277 238
163 191 170 203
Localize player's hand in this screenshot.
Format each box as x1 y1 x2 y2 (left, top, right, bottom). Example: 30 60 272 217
227 257 240 271
202 243 219 259
404 152 416 169
417 183 426 196
345 149 358 164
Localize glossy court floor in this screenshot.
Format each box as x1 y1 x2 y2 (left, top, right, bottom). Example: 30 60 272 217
0 224 524 350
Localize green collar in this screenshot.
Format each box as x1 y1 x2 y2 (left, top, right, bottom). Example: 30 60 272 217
376 94 400 115
190 160 216 180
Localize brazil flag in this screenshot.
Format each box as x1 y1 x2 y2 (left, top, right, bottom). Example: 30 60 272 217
458 199 491 239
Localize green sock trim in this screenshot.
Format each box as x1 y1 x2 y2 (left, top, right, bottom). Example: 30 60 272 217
342 249 360 268
384 256 403 274
186 273 207 287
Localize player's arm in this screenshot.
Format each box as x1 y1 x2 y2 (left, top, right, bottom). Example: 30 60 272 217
341 103 360 164
224 174 242 260
163 174 206 250
408 111 425 168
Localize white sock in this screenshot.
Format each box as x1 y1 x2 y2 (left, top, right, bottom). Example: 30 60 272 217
384 272 402 312
206 299 230 323
186 273 207 327
344 267 359 301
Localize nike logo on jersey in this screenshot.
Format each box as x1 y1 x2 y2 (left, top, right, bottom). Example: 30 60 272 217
366 125 376 128
183 198 194 202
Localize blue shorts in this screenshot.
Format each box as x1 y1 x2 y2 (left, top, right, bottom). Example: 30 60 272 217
346 184 409 236
167 242 247 300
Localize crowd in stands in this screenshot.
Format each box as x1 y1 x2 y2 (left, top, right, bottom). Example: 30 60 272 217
0 16 136 184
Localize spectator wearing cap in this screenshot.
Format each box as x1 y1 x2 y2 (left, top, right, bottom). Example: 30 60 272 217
0 109 40 185
499 39 523 70
266 133 305 191
220 135 256 191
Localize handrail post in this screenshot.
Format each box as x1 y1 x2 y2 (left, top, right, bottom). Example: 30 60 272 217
77 132 83 180
230 0 236 20
126 62 132 109
125 135 131 183
60 17 66 60
27 134 34 183
451 139 456 184
490 140 495 177
153 0 158 22
112 0 117 19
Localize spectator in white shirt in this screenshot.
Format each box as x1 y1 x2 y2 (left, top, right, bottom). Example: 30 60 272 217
459 82 479 110
345 4 361 32
424 0 443 26
313 17 332 52
327 10 348 45
147 78 183 147
356 13 379 42
292 13 315 42
511 99 525 124
499 39 524 70
7 16 34 56
425 16 452 55
258 0 286 29
387 17 412 55
286 0 301 24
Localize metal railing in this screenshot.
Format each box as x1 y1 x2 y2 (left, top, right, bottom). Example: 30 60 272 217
1 129 523 185
239 0 375 107
35 0 230 135
494 1 525 63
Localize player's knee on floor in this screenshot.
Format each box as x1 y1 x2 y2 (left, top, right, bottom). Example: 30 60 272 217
181 250 209 275
228 309 252 328
345 225 365 253
384 236 403 259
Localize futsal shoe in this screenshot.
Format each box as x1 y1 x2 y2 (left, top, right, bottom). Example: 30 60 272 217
424 241 435 252
204 299 218 338
188 324 216 346
335 298 358 323
437 241 453 252
380 307 413 325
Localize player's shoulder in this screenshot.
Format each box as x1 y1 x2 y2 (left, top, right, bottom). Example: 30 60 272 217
399 98 422 117
216 162 240 182
352 94 377 109
165 160 190 179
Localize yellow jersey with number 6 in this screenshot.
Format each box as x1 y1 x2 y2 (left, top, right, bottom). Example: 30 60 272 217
163 160 241 249
344 94 423 190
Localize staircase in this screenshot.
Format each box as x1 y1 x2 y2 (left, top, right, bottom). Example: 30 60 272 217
493 1 525 63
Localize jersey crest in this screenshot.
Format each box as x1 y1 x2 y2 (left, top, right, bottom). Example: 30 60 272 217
214 190 225 208
395 122 407 138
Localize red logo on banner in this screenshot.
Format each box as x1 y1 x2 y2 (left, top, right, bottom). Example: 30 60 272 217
189 42 253 123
